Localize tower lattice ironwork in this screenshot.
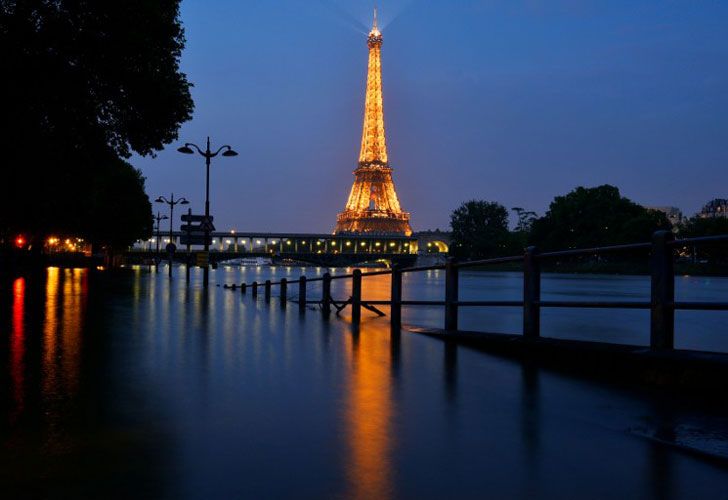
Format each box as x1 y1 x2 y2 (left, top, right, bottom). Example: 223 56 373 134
334 11 412 236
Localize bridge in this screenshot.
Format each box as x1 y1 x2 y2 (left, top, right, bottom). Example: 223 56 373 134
126 231 424 267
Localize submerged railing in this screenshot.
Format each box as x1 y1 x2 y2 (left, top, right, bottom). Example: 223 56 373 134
225 231 728 351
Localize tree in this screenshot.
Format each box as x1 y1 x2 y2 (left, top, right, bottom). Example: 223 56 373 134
0 1 193 248
450 200 512 259
529 185 671 250
678 217 728 262
87 159 153 249
511 207 537 233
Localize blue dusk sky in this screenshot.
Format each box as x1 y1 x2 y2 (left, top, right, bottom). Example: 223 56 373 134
135 0 728 232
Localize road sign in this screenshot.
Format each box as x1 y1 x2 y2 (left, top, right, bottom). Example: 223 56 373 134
181 214 214 223
196 251 209 267
180 235 212 246
180 224 205 232
199 218 216 233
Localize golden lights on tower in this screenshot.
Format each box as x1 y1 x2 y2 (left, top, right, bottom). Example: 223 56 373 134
334 10 412 237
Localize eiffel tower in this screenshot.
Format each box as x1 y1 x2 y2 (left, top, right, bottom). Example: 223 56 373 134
334 10 412 236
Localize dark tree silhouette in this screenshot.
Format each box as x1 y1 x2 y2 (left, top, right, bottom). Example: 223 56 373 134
87 158 153 249
678 217 728 262
529 185 672 250
450 200 513 259
0 0 193 249
511 207 537 233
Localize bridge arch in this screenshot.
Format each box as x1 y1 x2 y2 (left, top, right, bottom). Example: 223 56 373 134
427 240 449 253
414 231 452 255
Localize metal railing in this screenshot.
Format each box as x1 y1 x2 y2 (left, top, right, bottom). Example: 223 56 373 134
226 231 728 351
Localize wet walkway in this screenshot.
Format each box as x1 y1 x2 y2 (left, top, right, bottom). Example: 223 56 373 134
1 267 727 498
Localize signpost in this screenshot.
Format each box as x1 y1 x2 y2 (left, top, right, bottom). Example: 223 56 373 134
199 217 215 233
185 208 192 282
180 235 212 246
177 137 238 288
181 212 215 273
181 214 215 223
196 252 209 267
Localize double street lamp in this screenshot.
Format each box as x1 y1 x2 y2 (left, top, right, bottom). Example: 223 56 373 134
155 193 189 277
152 212 169 267
178 137 238 287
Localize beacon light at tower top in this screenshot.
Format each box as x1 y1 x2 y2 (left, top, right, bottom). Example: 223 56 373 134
368 7 382 42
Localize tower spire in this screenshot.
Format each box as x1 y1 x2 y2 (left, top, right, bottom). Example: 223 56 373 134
361 8 385 165
334 15 412 236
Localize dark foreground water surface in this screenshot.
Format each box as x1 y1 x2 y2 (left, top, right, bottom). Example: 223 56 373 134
1 265 728 499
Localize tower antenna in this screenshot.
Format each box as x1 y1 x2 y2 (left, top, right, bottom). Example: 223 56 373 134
373 6 378 29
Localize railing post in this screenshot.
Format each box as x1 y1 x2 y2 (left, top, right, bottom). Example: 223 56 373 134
265 280 272 302
280 278 287 308
444 259 459 331
298 276 307 313
185 252 191 283
523 246 541 339
322 273 331 317
241 283 246 294
252 281 258 298
391 267 402 330
650 230 675 350
352 269 362 324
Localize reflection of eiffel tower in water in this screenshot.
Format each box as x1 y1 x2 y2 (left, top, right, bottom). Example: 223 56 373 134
334 10 412 236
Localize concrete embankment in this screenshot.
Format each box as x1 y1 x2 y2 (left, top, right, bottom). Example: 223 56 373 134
408 327 728 403
409 327 728 463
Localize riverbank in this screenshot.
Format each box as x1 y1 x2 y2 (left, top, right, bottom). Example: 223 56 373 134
0 251 103 278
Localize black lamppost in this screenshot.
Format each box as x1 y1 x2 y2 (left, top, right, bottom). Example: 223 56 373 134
155 193 189 277
153 212 169 270
177 137 238 287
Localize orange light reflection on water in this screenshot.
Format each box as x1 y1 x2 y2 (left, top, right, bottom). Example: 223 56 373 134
343 272 396 500
43 268 60 399
60 269 86 395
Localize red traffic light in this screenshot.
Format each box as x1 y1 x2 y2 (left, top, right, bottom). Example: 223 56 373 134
14 235 26 248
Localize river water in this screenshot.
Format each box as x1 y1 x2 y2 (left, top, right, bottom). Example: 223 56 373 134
1 265 727 498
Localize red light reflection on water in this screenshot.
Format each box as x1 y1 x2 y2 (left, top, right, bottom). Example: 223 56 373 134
11 277 26 421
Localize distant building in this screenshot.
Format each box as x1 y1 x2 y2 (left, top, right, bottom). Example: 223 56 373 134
646 206 684 227
698 199 728 219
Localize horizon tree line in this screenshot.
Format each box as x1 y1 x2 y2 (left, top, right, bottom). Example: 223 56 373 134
449 184 728 262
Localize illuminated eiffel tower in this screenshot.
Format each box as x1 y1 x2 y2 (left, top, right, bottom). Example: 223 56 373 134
334 10 412 236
